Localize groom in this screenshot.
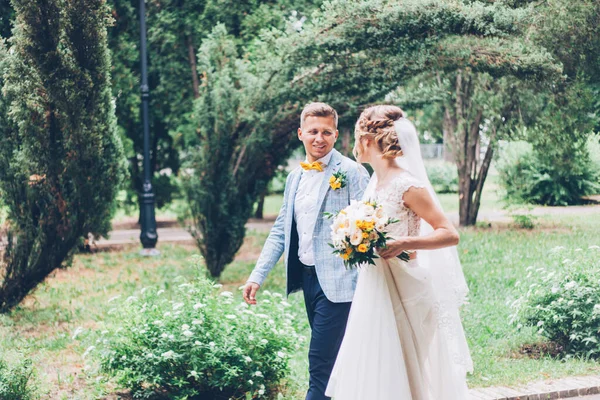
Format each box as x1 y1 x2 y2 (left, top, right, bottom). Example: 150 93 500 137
243 102 369 400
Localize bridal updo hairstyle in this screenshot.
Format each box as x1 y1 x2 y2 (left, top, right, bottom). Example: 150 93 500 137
354 105 404 161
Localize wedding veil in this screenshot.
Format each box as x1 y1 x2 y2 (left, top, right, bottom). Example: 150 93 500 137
394 117 474 374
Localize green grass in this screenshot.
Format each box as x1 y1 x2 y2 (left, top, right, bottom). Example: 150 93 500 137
2 211 600 397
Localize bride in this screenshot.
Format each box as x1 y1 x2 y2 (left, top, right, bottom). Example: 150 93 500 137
325 105 473 400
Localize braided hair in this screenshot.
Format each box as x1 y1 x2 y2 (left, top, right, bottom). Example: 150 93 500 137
354 105 404 160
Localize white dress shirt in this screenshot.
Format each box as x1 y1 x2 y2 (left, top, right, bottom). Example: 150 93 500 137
294 150 334 266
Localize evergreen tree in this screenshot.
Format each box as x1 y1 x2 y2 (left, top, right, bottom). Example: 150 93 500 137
0 0 127 312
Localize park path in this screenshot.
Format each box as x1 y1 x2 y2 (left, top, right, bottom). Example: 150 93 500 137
96 203 600 248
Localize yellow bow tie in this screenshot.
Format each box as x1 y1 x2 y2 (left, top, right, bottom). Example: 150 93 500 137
300 161 325 172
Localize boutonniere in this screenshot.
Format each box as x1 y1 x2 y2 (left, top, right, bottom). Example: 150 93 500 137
329 171 347 190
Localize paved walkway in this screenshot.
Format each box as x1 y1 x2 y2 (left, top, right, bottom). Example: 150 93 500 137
96 204 600 248
469 375 600 399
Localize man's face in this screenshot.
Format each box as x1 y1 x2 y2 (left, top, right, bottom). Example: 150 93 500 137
298 116 338 162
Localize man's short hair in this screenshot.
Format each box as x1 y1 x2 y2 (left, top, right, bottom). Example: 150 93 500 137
300 102 338 128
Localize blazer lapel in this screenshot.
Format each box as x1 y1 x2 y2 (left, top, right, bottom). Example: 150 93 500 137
285 168 302 231
315 149 342 211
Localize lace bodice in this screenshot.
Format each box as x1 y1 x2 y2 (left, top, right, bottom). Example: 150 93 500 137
370 172 426 238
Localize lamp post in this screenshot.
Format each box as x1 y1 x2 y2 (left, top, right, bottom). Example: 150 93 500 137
138 0 159 255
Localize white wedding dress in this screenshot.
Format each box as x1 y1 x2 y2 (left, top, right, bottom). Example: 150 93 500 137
325 171 471 400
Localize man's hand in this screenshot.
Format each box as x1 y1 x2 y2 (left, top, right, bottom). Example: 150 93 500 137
243 282 260 305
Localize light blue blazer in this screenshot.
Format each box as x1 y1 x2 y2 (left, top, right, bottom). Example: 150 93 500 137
248 149 370 303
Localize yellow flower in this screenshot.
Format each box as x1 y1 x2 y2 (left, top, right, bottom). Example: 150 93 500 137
357 244 368 253
362 232 369 239
341 253 350 260
329 177 342 190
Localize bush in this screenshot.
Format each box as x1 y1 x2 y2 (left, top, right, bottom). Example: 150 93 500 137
511 246 600 358
425 162 458 194
94 269 302 399
0 355 39 400
498 143 600 206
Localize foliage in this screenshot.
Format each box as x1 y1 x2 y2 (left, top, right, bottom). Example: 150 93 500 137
94 269 301 399
425 161 458 193
106 0 320 211
511 247 600 358
498 85 600 206
498 145 600 206
0 0 127 311
0 355 39 400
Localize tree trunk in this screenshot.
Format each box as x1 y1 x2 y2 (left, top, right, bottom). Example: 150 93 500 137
340 127 352 157
187 36 200 100
255 190 266 220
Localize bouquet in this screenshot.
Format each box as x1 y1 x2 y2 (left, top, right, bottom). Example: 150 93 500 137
326 200 411 269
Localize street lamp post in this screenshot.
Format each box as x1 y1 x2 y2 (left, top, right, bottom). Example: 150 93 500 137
138 0 158 254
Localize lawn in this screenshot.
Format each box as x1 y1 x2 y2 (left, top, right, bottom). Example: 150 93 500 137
1 208 600 398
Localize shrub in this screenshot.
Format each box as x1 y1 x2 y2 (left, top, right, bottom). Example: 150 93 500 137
93 270 302 399
511 246 600 358
425 162 458 194
498 143 600 206
0 355 39 400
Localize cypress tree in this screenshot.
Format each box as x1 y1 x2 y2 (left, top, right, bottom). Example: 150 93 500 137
0 0 127 312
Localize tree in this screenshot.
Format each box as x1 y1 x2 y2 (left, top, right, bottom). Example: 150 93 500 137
0 0 127 312
107 0 321 213
185 0 562 277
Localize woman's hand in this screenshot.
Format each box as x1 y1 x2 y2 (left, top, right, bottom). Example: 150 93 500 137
377 238 410 260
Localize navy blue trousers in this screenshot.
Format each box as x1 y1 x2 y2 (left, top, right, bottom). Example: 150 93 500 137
302 268 352 400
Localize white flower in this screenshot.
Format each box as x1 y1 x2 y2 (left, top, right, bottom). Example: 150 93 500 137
272 293 282 298
258 389 265 396
140 287 149 294
163 311 172 317
189 370 198 378
146 353 154 358
564 281 577 290
213 283 223 289
220 291 233 297
173 302 185 310
183 330 193 337
256 314 269 319
161 333 168 338
181 324 190 330
83 346 95 358
349 230 363 246
263 290 272 296
260 339 268 345
243 356 252 362
193 303 206 310
126 296 138 302
192 319 203 325
209 342 215 348
72 326 84 340
280 301 291 308
153 320 163 326
589 245 600 250
255 371 263 377
226 315 237 320
248 379 254 385
194 341 202 346
157 290 165 296
108 295 121 304
277 351 285 358
161 350 175 359
537 320 544 327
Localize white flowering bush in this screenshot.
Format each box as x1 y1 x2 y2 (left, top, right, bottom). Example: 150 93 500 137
511 246 600 358
92 274 301 399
